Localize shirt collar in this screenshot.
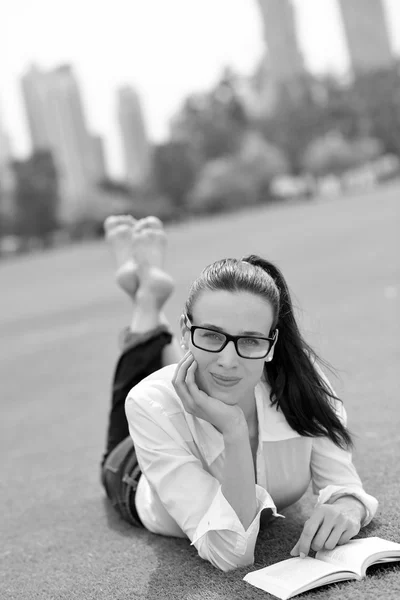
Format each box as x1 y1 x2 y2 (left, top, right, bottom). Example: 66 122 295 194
255 380 301 442
184 380 300 467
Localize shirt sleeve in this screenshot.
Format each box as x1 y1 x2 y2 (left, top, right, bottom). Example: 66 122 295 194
310 367 378 526
125 387 281 572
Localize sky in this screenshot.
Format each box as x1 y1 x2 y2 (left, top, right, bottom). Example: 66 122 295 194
2 0 400 177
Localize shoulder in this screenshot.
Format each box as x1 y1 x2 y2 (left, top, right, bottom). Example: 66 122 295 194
125 363 182 419
125 364 195 448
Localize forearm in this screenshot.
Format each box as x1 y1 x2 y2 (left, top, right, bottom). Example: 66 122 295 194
221 417 257 530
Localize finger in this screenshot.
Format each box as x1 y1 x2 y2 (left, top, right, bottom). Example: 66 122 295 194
174 349 193 372
185 361 205 402
337 528 355 546
172 355 195 410
185 361 211 405
185 360 200 389
172 353 194 387
175 351 194 371
185 359 197 381
310 521 336 552
290 540 300 557
323 525 344 551
295 513 325 558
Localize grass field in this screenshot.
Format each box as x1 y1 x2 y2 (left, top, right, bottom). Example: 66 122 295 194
1 185 399 600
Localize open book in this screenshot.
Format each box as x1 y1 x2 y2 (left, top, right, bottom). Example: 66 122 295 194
243 537 400 599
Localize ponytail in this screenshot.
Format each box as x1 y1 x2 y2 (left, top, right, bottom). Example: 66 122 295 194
242 255 353 450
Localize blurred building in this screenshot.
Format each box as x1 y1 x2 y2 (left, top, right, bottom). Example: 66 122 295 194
256 0 305 83
0 123 16 223
21 65 53 151
11 151 60 240
21 64 103 223
338 0 394 74
117 86 152 187
89 134 107 183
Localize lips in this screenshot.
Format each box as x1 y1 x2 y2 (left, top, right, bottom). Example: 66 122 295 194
211 373 241 387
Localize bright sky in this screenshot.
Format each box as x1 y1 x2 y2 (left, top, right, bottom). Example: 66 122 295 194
2 0 400 176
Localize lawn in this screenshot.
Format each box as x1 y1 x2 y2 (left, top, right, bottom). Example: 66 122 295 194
1 184 399 600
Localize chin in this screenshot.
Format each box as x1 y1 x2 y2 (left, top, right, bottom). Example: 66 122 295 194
207 381 241 404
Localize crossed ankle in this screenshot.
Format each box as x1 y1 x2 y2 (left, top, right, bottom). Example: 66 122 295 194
135 289 166 311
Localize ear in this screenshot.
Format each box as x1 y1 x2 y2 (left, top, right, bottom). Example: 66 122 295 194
265 328 279 362
179 314 190 351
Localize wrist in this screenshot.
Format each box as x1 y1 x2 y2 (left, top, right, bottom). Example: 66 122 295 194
221 411 248 442
331 495 366 523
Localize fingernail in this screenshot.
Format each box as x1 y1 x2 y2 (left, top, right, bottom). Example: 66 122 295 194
299 552 306 559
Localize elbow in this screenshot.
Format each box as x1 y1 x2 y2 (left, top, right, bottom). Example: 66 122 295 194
202 549 254 573
195 532 255 572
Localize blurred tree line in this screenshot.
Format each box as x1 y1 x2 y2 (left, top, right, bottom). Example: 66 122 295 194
146 64 400 216
1 63 400 251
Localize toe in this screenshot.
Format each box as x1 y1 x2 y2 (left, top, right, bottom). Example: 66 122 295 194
105 214 137 233
141 216 163 230
104 215 119 233
125 214 137 226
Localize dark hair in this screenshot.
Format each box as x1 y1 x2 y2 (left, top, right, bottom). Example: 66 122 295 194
184 255 353 450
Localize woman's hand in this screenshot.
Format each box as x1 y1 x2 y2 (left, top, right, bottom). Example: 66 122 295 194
290 501 362 558
172 351 245 435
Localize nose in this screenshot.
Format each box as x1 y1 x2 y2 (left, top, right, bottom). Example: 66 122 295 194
217 340 239 367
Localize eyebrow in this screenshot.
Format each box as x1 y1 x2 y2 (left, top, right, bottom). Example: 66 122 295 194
199 323 268 337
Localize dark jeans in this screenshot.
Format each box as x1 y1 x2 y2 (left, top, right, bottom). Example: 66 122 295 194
101 326 173 526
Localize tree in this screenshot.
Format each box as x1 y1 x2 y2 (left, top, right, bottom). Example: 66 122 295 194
187 157 258 214
351 136 384 166
170 69 249 164
302 132 357 177
188 132 288 214
351 66 400 155
152 141 198 209
237 131 289 194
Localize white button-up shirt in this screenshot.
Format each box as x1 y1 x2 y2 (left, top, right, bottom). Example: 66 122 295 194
125 364 378 572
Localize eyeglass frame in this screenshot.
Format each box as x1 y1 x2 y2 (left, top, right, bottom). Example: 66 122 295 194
185 317 278 360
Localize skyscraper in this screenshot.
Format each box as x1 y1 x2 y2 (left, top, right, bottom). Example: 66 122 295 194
21 64 98 222
21 65 53 151
0 114 16 222
0 122 12 170
90 134 107 183
117 86 151 187
338 0 394 74
257 0 305 83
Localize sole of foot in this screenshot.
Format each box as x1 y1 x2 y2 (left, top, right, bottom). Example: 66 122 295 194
133 226 167 272
104 214 139 298
133 222 174 308
137 267 175 310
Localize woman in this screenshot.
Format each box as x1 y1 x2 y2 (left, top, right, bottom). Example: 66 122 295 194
101 215 378 572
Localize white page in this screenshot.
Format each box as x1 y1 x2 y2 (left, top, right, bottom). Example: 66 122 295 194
244 556 352 598
316 537 400 576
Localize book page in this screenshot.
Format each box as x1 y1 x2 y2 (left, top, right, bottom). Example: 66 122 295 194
316 537 400 576
244 556 357 599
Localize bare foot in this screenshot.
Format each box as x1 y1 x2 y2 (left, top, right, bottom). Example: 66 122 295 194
139 216 164 231
133 221 174 310
104 215 139 298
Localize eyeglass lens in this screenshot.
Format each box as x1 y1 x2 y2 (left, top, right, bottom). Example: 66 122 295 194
193 328 271 358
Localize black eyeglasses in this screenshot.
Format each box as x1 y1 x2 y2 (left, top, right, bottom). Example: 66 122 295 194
186 319 278 359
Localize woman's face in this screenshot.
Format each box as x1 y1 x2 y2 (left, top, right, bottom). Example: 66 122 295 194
182 290 275 406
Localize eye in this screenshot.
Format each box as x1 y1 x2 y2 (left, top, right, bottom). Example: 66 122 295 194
241 337 262 346
198 330 224 341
